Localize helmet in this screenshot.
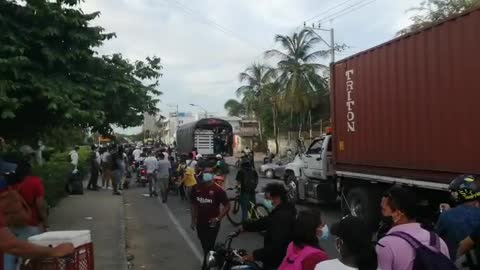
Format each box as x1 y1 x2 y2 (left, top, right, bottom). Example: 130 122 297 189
216 154 222 159
449 175 480 203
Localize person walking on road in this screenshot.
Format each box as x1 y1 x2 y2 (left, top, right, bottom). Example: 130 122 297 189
156 153 171 203
110 146 124 195
87 145 100 191
236 160 258 222
100 147 112 189
181 154 197 203
190 168 231 270
144 151 158 197
240 183 297 270
315 216 377 270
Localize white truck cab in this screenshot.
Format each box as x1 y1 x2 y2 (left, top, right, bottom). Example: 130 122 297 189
284 135 335 203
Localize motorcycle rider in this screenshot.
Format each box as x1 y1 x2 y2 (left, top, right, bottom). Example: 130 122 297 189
436 174 480 262
240 183 297 270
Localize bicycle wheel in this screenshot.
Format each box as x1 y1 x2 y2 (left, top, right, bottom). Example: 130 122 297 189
226 198 243 226
252 203 269 220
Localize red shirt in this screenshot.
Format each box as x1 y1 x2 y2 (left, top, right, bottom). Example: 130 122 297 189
16 176 45 226
190 183 228 225
0 212 6 270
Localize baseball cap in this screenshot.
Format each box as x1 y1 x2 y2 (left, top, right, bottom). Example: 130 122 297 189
196 154 203 159
216 154 222 159
330 216 372 252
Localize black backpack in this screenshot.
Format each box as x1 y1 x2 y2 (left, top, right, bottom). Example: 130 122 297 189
387 231 457 270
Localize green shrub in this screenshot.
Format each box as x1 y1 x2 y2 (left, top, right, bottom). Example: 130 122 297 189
32 162 71 206
32 147 92 206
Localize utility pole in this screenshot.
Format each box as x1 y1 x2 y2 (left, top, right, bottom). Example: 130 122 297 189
190 104 208 119
307 23 335 135
307 23 335 64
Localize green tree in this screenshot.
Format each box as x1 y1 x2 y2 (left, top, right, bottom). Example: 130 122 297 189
399 0 480 34
0 0 162 142
265 28 330 136
236 63 275 142
224 99 245 117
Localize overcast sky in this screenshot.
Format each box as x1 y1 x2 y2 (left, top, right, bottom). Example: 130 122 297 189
80 0 422 134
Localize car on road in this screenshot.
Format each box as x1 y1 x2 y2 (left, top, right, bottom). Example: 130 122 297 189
259 160 289 179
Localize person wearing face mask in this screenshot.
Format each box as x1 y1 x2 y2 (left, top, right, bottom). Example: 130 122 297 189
376 186 451 270
278 210 329 270
190 168 231 270
315 216 377 270
240 183 297 270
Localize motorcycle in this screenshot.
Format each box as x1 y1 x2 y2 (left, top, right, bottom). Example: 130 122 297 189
206 231 262 270
133 161 148 187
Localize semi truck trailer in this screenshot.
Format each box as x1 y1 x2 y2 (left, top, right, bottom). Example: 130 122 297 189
285 7 480 228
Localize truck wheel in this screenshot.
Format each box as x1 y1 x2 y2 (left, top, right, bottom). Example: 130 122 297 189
344 187 381 231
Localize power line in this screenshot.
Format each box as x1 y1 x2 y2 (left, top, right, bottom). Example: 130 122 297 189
317 0 377 25
303 0 357 23
161 0 261 51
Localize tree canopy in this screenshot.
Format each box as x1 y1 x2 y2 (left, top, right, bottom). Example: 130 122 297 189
0 0 162 142
399 0 480 35
224 99 245 117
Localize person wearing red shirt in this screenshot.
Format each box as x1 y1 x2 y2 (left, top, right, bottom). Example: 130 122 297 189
190 168 230 270
0 211 74 270
4 161 48 270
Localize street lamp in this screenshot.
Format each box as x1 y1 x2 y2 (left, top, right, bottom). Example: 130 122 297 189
190 103 208 119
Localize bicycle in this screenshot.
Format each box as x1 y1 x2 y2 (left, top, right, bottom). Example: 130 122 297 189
226 187 269 227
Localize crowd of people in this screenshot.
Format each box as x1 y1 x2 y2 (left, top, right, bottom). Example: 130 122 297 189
83 145 480 270
2 135 480 270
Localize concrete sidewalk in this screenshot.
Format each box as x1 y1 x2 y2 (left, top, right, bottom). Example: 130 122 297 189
48 189 127 270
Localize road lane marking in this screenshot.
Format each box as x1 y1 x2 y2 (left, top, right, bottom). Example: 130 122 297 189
160 200 203 262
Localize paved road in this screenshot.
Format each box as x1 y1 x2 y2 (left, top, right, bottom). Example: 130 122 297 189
124 167 342 269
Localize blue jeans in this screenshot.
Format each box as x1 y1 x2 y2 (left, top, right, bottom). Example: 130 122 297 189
239 193 256 222
4 226 42 270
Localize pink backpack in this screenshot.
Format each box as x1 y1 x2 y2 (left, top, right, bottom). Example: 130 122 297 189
278 243 325 270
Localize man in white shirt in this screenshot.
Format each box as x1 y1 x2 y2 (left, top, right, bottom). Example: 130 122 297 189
143 151 158 197
69 146 79 172
133 147 143 161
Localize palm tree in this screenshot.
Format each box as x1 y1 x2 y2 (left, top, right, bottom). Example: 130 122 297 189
261 81 282 154
266 28 329 136
236 63 275 142
224 99 245 117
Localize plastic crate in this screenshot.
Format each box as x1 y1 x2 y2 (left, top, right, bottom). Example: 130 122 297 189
22 242 94 270
24 231 94 270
